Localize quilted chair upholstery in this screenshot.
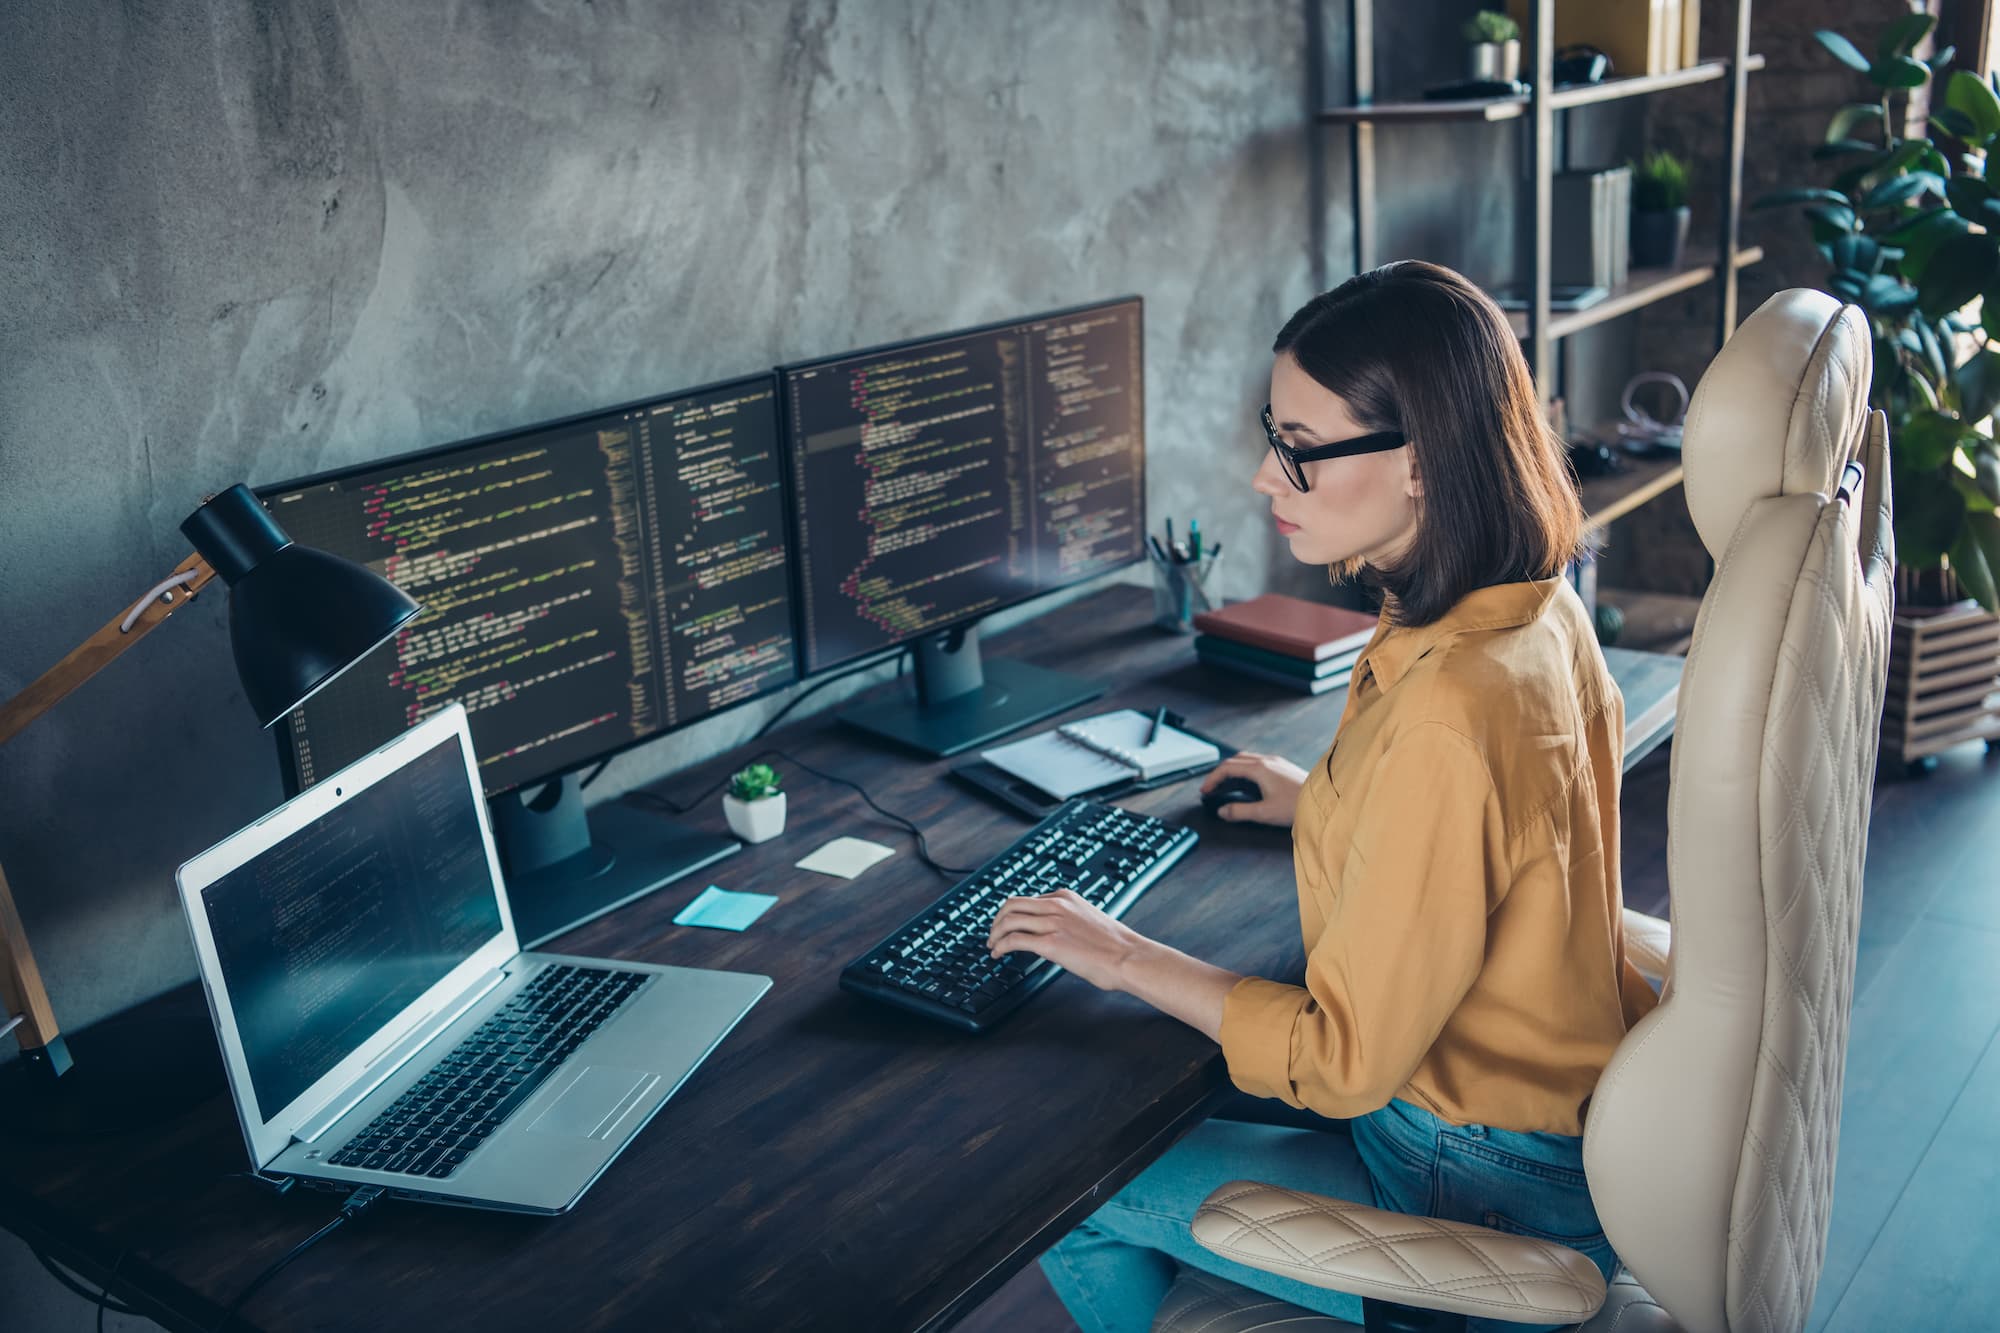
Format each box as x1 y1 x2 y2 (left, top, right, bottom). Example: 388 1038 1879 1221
1153 290 1897 1333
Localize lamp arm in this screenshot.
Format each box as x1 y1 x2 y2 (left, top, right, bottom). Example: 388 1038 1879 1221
0 550 216 747
0 548 217 1071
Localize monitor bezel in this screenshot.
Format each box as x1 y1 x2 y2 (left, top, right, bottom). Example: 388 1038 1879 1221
776 294 1147 676
256 371 802 800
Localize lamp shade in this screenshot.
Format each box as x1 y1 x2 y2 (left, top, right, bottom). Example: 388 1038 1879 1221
181 484 422 727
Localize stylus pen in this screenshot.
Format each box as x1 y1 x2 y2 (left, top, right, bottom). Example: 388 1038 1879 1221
1148 706 1167 745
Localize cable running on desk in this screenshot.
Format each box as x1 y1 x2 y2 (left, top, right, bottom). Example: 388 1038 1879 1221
622 742 973 876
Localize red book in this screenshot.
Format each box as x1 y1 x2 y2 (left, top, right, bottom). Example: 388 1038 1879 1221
1192 593 1378 662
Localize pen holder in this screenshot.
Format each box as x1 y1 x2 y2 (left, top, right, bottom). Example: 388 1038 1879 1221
1150 551 1219 633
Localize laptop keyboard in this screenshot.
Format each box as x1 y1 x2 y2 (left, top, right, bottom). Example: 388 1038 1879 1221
328 964 647 1180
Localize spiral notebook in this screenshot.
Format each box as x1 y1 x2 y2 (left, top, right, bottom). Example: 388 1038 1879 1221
980 709 1222 800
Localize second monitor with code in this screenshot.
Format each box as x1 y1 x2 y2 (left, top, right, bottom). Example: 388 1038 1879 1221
782 296 1147 755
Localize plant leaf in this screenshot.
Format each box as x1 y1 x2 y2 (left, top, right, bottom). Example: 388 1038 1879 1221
1865 274 1921 314
1884 207 1971 279
1895 466 1968 567
1753 187 1854 210
1975 443 2000 505
1829 271 1868 303
1826 102 1886 142
1863 173 1937 209
1951 521 2000 611
1919 316 1950 383
1948 69 2000 140
1813 138 1880 160
1956 348 2000 422
1874 55 1932 89
1930 45 1958 73
1946 173 1994 216
1879 12 1937 60
1815 29 1874 73
1919 231 2000 318
1932 107 1980 140
1805 203 1861 240
1897 410 1967 471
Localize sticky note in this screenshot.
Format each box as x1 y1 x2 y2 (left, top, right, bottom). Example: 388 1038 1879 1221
795 836 896 879
673 885 778 931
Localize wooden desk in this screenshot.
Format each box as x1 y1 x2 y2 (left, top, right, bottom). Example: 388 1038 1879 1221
0 585 1678 1332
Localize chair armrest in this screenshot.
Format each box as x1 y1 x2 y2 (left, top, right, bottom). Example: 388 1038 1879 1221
1623 908 1671 983
1190 1181 1607 1325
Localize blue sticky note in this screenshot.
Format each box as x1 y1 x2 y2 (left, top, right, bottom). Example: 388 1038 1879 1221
673 884 778 932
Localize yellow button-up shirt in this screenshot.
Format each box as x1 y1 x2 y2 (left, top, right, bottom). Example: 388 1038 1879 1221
1218 578 1658 1136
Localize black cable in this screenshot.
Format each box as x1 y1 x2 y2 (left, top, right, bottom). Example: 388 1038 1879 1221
623 744 973 877
766 749 976 877
752 649 909 740
211 1185 383 1333
29 1247 139 1314
576 756 612 790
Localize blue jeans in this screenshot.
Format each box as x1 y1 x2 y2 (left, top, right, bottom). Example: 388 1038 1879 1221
1039 1096 1617 1333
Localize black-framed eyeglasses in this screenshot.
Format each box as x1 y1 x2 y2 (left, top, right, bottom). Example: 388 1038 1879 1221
1261 404 1406 492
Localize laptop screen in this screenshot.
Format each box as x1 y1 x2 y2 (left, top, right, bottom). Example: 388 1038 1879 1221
198 734 504 1121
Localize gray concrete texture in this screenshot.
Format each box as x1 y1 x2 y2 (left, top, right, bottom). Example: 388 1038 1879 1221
0 0 1343 1048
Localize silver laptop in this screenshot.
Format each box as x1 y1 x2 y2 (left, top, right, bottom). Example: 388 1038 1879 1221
176 703 769 1215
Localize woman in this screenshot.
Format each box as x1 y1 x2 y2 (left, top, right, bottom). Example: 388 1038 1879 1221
986 261 1660 1333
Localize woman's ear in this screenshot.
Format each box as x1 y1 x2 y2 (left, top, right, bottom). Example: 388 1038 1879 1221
1403 445 1423 500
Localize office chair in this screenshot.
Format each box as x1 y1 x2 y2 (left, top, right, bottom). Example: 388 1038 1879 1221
1151 288 1897 1333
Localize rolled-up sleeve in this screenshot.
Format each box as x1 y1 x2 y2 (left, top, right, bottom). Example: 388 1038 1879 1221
1219 721 1505 1117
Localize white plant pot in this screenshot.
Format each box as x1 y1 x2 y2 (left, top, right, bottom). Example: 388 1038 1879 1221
723 791 786 844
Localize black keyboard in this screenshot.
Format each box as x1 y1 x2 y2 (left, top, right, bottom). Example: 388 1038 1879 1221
840 799 1197 1032
329 963 647 1179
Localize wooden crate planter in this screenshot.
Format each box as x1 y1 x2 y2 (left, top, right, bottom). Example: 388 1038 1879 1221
1883 599 2000 772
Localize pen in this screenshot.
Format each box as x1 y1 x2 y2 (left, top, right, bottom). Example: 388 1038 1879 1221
1165 517 1175 553
1148 534 1171 564
1148 705 1167 745
1189 519 1201 559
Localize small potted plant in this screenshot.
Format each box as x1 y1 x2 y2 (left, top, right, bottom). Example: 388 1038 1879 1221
1462 10 1521 84
723 762 785 844
1631 150 1692 269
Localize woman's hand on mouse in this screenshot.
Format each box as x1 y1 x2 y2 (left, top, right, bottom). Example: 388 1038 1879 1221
1200 753 1307 827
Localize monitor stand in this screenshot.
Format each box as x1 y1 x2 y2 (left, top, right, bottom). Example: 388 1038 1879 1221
838 623 1105 758
490 774 739 949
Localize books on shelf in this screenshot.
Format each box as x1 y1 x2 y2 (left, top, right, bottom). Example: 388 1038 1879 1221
1552 166 1632 290
1506 0 1698 78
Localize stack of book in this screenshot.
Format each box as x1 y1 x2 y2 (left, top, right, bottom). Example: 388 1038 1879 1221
1191 594 1378 695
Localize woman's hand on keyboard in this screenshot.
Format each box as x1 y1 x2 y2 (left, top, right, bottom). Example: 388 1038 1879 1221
1200 752 1307 827
987 889 1145 992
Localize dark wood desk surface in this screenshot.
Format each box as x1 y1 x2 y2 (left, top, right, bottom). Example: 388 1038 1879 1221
0 584 1676 1332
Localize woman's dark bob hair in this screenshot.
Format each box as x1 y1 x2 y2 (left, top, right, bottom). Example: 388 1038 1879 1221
1273 260 1583 628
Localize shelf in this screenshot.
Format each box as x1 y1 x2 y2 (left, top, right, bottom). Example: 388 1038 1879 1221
1505 245 1765 341
1579 456 1684 535
1599 588 1702 656
1317 55 1763 125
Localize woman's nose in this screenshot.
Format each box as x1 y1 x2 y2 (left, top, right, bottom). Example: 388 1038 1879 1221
1251 447 1287 497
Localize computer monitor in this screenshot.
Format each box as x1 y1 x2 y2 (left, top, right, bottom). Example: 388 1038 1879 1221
259 374 796 945
781 296 1146 755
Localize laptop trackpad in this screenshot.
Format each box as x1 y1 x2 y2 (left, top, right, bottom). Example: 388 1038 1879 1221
527 1066 661 1140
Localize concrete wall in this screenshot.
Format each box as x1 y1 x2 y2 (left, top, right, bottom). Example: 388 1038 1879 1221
0 0 1342 1047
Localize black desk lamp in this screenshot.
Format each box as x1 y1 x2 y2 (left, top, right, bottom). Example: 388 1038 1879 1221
0 484 421 1082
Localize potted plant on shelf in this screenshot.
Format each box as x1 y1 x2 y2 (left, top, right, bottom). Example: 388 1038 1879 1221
723 762 786 843
1631 150 1692 270
1462 10 1520 86
1754 16 2000 769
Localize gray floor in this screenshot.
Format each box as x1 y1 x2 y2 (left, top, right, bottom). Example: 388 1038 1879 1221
6 745 1999 1331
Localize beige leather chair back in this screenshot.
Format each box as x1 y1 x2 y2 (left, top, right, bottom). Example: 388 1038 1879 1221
1583 290 1897 1333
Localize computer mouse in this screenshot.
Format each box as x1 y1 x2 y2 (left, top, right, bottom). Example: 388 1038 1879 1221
1202 776 1263 817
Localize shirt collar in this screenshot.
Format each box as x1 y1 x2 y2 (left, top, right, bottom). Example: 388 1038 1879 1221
1359 578 1563 691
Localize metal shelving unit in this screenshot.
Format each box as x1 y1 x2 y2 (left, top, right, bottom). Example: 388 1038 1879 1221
1318 1 1759 648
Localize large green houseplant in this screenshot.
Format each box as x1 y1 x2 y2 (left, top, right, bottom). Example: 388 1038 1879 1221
1754 14 2000 610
